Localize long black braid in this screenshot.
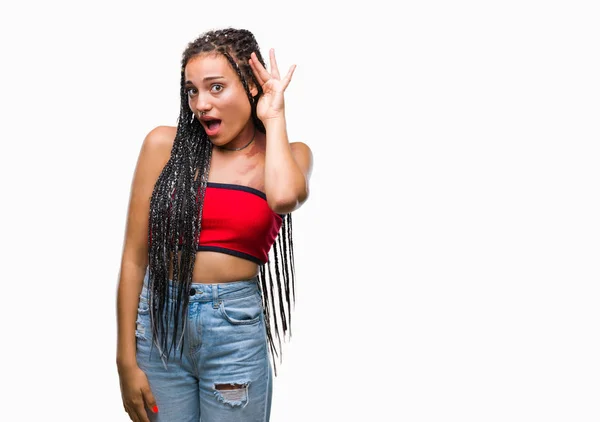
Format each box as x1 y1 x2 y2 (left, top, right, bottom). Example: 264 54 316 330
146 28 296 374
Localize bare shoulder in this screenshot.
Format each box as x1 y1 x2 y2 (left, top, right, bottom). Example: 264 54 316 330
130 125 179 208
290 141 311 154
132 126 176 178
132 125 179 194
290 141 314 180
141 125 177 162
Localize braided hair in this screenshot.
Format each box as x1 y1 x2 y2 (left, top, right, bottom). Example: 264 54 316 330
146 28 295 374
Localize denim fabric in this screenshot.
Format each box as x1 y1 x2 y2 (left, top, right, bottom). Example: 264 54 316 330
135 267 272 421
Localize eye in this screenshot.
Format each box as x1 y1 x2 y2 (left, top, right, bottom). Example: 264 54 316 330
185 87 197 97
211 84 224 93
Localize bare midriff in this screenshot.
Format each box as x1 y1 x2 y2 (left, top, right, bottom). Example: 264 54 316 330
167 250 259 284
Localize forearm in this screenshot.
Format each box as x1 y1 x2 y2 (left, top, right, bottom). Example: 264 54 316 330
116 261 147 372
263 116 308 211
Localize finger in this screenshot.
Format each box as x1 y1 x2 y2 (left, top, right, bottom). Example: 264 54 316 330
125 407 139 422
249 53 268 86
142 385 159 415
269 48 281 80
282 64 297 90
249 52 271 84
248 56 265 87
133 402 151 422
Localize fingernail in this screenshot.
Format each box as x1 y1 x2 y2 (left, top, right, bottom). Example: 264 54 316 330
152 405 159 413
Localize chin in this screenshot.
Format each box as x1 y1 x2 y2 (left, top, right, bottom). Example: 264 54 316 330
209 138 231 148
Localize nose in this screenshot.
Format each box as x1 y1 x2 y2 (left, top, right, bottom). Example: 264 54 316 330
192 92 212 115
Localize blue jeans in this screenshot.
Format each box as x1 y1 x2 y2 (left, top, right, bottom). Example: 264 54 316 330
135 268 273 421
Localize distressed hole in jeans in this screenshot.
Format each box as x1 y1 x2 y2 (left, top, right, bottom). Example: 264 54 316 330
214 382 250 407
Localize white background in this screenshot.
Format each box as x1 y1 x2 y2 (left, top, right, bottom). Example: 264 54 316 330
1 0 599 421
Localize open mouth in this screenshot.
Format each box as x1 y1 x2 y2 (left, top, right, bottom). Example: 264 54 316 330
206 119 221 129
202 119 222 135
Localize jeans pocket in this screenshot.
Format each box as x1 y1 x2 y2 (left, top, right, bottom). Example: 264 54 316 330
135 295 150 340
137 295 150 315
219 292 263 325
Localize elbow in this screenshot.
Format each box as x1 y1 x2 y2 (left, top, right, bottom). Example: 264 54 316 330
268 184 309 214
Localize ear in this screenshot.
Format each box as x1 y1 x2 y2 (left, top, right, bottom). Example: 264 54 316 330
249 83 258 97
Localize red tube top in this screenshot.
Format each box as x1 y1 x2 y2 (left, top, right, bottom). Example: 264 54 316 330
151 182 283 264
196 182 283 264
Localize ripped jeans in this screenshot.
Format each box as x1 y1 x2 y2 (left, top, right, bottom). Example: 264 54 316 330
135 268 272 421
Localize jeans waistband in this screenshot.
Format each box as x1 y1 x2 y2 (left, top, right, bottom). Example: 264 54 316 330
140 267 259 302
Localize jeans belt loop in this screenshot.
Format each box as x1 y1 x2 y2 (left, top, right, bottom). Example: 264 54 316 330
212 284 220 308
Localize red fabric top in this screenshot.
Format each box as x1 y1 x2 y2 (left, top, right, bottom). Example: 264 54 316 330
150 182 283 264
196 182 282 263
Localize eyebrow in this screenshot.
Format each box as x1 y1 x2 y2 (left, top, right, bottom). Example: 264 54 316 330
184 76 225 85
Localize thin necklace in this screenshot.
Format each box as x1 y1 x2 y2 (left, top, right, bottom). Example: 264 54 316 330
217 128 256 151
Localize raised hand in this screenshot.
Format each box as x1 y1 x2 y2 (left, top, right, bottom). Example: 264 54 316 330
249 49 296 122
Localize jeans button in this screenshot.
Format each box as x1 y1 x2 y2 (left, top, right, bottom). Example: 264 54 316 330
189 288 196 296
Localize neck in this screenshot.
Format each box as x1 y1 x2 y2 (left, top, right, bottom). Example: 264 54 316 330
217 127 256 152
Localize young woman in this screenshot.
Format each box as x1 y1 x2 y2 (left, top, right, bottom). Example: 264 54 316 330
116 27 313 422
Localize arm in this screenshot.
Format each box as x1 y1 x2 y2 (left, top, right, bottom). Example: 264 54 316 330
248 49 314 214
116 126 174 371
263 116 313 214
